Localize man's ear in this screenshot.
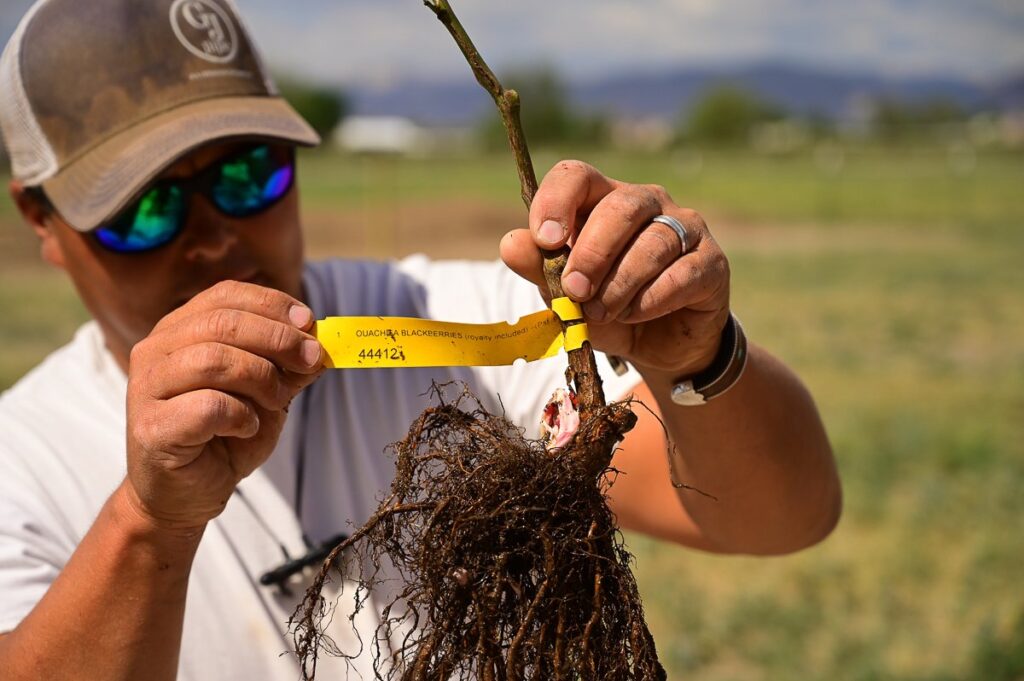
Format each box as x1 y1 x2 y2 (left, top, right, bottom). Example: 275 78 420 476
9 180 66 269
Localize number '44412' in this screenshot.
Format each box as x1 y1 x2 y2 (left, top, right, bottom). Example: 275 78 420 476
358 347 405 361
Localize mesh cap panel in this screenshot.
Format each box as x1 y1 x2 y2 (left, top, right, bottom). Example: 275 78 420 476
0 0 60 184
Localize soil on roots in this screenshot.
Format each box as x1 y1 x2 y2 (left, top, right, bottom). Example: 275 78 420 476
291 385 667 681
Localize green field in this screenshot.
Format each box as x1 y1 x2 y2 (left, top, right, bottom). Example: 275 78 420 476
2 146 1023 679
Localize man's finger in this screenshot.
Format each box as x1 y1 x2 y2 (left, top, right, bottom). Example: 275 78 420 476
583 223 683 323
620 244 730 323
147 343 291 411
150 308 323 375
561 186 665 303
500 229 550 297
530 160 617 249
153 280 314 335
141 390 261 452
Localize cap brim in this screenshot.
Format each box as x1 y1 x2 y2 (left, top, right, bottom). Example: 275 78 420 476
42 96 321 232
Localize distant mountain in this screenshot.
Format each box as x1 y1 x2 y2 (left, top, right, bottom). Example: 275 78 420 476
348 62 1021 126
572 63 993 120
992 74 1024 111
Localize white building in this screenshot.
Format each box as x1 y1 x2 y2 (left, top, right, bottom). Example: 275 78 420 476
332 116 429 155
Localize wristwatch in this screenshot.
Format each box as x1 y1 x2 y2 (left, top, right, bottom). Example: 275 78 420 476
604 313 748 405
669 313 748 406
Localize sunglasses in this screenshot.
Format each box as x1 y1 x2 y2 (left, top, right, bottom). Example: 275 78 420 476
93 144 296 254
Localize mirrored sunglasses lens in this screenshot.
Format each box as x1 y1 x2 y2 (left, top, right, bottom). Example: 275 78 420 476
214 146 294 216
94 186 185 253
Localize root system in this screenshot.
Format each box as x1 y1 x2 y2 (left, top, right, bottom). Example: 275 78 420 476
291 385 667 680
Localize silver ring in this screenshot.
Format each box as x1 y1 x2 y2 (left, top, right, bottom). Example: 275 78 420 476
651 214 689 256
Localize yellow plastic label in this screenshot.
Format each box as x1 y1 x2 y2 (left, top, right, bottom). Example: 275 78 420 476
315 308 590 369
551 297 584 322
564 323 590 351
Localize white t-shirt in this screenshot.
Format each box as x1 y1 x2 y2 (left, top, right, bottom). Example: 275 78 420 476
0 256 640 680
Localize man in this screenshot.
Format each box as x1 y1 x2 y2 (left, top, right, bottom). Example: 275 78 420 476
0 1 840 679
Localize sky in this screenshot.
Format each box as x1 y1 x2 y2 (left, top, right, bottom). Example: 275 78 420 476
2 0 1022 87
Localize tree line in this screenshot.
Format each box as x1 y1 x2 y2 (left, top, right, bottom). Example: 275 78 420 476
272 69 995 152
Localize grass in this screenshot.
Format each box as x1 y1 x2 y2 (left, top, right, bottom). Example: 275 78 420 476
297 145 1024 229
1 145 1022 678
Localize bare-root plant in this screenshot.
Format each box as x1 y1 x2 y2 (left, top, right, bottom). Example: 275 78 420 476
291 2 668 678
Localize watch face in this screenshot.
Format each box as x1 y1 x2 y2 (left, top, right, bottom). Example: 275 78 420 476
670 381 707 406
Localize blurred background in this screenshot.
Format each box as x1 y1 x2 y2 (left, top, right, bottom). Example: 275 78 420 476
2 1 1022 678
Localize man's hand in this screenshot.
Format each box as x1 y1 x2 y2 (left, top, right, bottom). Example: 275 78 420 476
501 160 731 377
124 281 325 532
499 162 840 555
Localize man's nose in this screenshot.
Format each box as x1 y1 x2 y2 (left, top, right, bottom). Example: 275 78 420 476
181 196 240 262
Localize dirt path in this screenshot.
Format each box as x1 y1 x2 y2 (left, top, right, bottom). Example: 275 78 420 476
302 197 523 262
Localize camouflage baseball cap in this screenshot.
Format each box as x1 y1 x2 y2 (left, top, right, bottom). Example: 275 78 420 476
0 0 320 232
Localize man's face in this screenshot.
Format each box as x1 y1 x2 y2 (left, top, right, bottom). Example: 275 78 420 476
32 140 306 365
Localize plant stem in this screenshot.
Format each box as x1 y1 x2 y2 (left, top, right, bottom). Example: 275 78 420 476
423 0 607 419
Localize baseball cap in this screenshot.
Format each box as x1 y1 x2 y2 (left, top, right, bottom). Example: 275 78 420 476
0 0 321 232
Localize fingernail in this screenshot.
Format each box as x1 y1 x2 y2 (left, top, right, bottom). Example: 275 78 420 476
538 220 565 246
289 305 313 328
302 339 322 367
584 300 607 323
563 271 592 299
619 305 633 321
